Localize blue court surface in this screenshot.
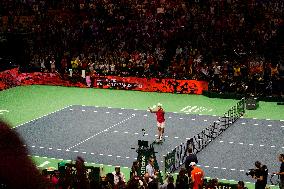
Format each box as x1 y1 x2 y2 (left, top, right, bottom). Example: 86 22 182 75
15 105 284 183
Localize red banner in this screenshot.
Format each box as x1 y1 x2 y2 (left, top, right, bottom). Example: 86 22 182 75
0 68 20 90
94 76 208 94
0 69 208 94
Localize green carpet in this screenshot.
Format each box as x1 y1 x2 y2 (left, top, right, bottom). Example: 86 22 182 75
0 85 240 127
1 86 283 128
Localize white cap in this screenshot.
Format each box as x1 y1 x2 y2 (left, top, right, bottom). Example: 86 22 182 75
157 103 162 107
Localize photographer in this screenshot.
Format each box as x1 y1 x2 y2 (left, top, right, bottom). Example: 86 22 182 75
251 161 268 189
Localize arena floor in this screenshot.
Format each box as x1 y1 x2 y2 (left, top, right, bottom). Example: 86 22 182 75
1 85 284 186
14 105 284 184
15 105 216 170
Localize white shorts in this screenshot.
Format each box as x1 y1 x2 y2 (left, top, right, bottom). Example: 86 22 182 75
157 122 165 128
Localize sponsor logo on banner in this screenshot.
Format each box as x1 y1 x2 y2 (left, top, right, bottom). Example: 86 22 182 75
180 106 213 113
140 155 146 175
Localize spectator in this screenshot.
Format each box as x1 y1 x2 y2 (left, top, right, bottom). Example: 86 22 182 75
50 56 56 73
112 166 126 189
74 156 90 189
273 154 284 189
143 173 153 185
237 181 247 189
206 178 218 189
190 162 204 189
130 161 140 179
176 168 189 189
146 158 156 178
184 148 198 176
160 174 175 189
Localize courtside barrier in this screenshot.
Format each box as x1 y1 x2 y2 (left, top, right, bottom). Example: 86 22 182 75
165 98 245 173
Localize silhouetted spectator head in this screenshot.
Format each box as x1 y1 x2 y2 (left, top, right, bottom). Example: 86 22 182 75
237 181 245 189
0 120 47 188
179 168 187 177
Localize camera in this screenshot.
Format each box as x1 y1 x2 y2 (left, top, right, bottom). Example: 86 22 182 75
138 140 149 148
246 169 257 177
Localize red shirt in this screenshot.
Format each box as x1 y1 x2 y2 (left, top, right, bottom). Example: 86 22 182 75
191 167 204 189
156 109 165 123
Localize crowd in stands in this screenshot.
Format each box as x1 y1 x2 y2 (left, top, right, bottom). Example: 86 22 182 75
0 0 284 95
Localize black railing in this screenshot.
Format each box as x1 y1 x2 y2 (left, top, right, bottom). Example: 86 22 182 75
165 98 245 173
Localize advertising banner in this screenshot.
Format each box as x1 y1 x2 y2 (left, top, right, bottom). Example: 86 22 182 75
0 69 208 95
94 76 208 94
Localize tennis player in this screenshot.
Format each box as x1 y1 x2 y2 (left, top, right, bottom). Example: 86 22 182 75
148 103 165 142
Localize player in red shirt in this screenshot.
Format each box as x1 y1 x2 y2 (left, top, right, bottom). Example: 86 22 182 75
190 162 204 189
148 103 165 142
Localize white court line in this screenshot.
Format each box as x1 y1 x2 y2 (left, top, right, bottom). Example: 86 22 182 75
66 114 136 150
14 105 72 129
219 141 279 148
42 146 134 161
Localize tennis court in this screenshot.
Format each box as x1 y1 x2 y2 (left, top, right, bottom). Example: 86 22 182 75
1 85 284 186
